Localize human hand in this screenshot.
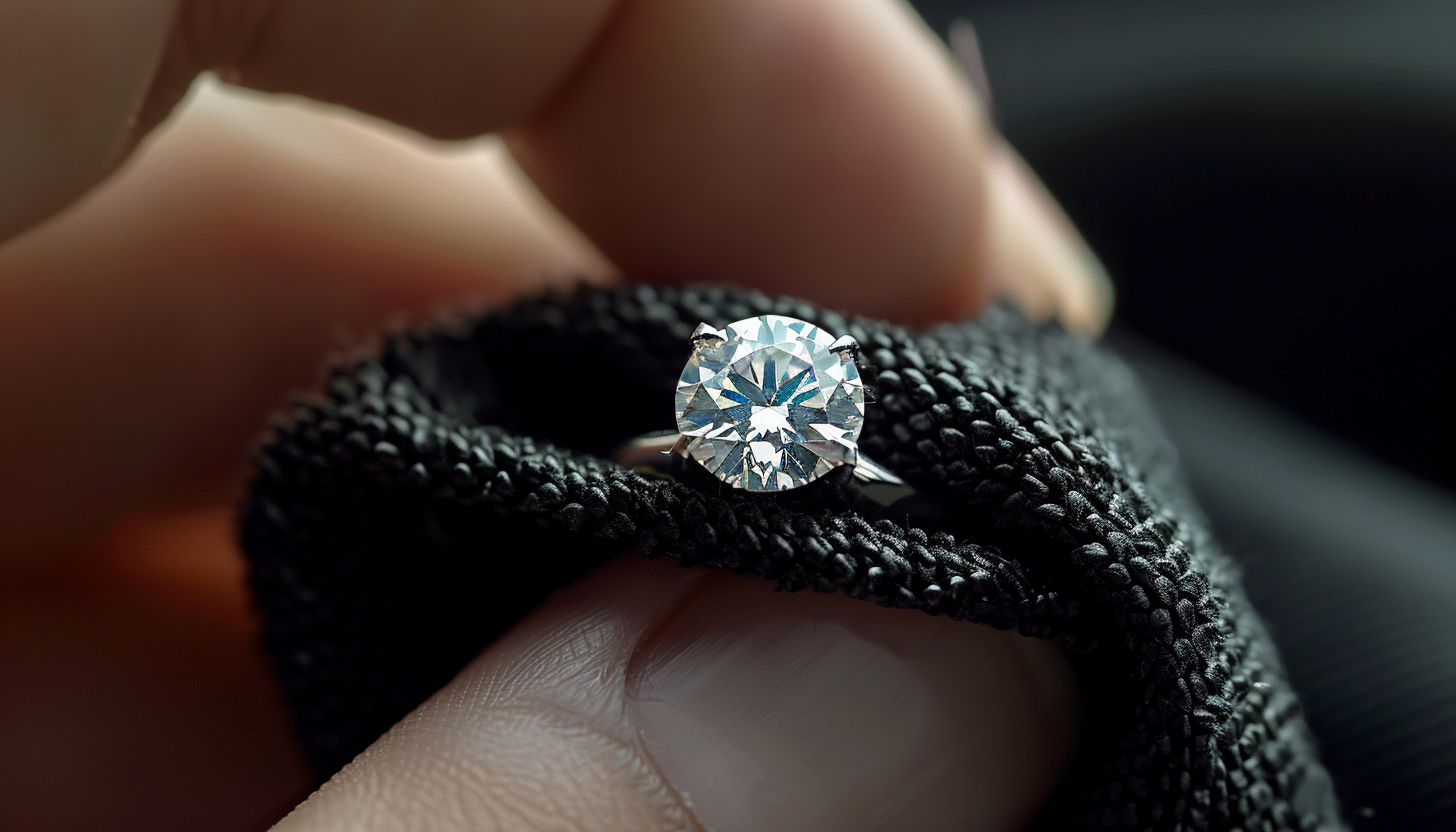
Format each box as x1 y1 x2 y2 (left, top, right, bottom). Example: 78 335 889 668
0 1 1107 829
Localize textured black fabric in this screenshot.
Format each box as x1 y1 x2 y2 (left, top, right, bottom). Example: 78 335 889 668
1121 339 1456 832
241 285 1346 831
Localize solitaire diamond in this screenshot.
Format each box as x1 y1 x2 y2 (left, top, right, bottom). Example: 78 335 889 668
674 315 866 491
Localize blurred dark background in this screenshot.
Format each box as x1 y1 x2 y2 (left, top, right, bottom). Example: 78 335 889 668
916 0 1456 489
907 2 1456 830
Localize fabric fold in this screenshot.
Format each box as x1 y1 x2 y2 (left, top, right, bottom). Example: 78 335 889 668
242 284 1344 831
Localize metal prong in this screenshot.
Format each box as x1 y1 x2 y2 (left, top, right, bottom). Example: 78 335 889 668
690 322 728 349
829 334 860 358
851 453 904 486
613 431 692 473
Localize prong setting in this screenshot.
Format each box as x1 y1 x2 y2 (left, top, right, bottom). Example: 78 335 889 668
829 334 860 360
690 322 728 350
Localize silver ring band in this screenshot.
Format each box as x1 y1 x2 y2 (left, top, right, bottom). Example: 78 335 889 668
614 431 905 486
612 429 934 519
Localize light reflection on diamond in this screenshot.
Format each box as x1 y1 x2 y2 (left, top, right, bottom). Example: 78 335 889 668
674 315 866 491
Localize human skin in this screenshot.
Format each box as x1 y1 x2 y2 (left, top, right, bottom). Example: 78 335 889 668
0 1 1108 829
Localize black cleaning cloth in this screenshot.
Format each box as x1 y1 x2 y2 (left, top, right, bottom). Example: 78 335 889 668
241 284 1346 831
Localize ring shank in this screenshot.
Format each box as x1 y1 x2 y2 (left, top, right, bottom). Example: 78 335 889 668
613 431 905 487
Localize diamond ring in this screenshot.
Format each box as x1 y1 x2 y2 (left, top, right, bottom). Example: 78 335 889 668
616 314 904 492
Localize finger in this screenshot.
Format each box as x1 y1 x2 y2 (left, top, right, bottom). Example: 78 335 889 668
983 139 1115 337
0 0 618 240
945 21 1113 337
0 80 609 558
1 1 1110 556
274 553 1077 832
3 0 1090 326
504 0 987 322
0 507 311 830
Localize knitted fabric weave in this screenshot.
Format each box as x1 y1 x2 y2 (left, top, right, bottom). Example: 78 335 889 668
241 284 1346 831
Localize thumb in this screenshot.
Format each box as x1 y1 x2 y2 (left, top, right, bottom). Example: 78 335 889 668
272 552 1077 832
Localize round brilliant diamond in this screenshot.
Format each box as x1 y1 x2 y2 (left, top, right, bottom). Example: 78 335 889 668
674 315 866 491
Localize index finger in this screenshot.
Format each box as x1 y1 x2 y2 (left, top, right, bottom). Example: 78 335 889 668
2 0 985 321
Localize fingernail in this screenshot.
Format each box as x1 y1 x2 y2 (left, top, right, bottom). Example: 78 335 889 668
948 19 993 113
627 575 1077 832
985 141 1115 337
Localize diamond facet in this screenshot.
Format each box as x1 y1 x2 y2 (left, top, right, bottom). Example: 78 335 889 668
674 315 866 491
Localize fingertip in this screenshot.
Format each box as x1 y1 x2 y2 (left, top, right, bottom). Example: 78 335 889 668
982 140 1115 337
272 554 710 832
626 568 1077 832
509 0 991 323
276 554 1077 831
